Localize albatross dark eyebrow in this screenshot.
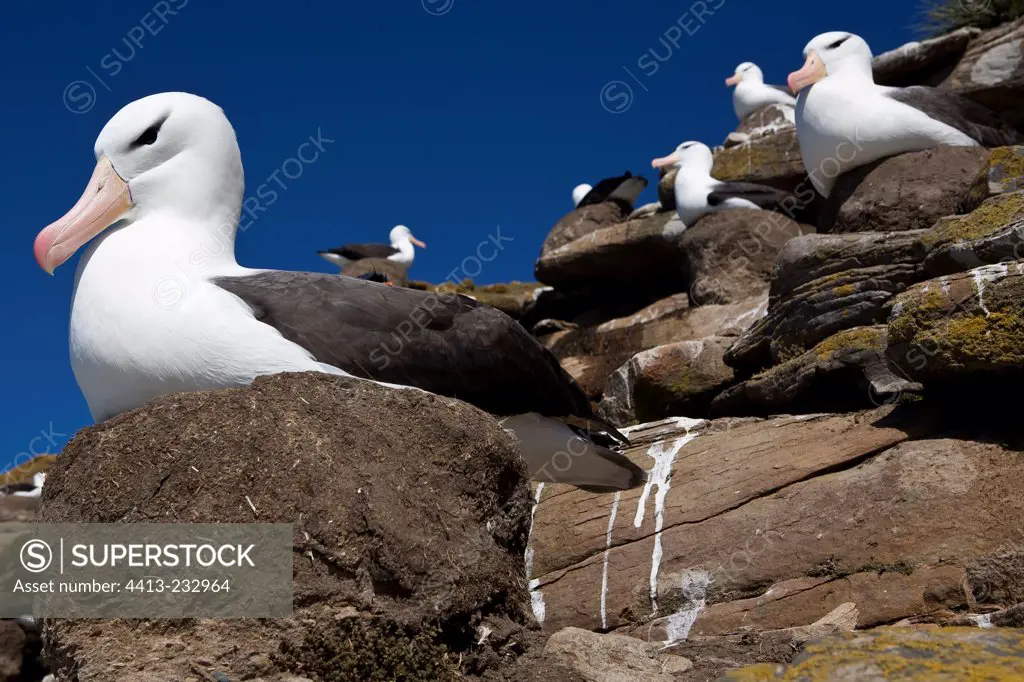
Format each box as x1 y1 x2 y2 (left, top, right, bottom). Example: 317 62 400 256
827 35 851 50
130 115 168 149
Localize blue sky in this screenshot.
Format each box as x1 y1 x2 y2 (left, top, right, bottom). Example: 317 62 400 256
1 1 924 468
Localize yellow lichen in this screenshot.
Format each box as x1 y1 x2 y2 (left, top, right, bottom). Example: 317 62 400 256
923 190 1024 248
989 146 1024 186
832 283 858 298
721 627 1024 681
813 327 885 361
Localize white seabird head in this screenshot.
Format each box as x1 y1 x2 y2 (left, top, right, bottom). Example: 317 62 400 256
788 32 873 94
572 183 593 207
726 62 764 87
34 92 244 274
651 141 714 175
389 224 426 250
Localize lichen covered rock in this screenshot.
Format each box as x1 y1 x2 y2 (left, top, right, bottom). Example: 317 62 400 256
725 231 928 373
721 627 1024 681
713 326 917 416
887 264 1024 385
922 190 1024 275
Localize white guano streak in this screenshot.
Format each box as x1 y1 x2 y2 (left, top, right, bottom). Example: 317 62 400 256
600 491 622 630
632 418 705 613
525 482 546 624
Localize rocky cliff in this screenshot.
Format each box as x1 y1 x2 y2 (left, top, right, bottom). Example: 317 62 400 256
11 16 1024 682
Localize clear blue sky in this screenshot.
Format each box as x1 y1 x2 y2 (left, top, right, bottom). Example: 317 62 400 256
1 1 924 468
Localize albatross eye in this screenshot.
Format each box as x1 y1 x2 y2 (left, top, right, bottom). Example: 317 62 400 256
130 119 165 148
826 35 850 50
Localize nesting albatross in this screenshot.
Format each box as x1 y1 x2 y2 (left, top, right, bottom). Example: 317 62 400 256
572 172 648 212
788 31 1023 198
652 141 793 226
318 224 426 269
726 62 796 120
33 92 645 492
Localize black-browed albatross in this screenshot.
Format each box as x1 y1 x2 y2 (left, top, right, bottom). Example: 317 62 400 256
573 172 648 212
652 141 793 226
726 62 796 121
318 224 426 270
788 31 1023 198
33 92 644 492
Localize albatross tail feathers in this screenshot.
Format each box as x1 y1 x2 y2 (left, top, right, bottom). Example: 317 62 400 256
500 413 647 492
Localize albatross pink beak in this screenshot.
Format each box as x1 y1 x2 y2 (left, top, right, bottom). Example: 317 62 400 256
410 237 427 248
34 156 132 274
651 151 681 169
725 74 742 87
788 51 827 94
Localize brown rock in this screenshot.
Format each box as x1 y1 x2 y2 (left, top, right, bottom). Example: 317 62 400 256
543 627 691 682
41 373 533 681
547 295 767 400
528 419 1024 645
873 28 980 87
943 18 1024 127
413 280 545 320
542 203 627 257
600 337 736 425
712 130 804 191
534 212 687 289
0 621 26 679
819 147 990 234
724 231 930 373
712 326 919 417
886 264 1024 386
681 209 810 305
341 257 409 286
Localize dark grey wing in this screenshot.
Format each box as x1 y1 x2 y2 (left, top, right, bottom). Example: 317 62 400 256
606 176 650 206
707 181 793 210
328 244 399 261
213 271 601 422
887 86 1024 147
0 482 37 496
578 172 648 209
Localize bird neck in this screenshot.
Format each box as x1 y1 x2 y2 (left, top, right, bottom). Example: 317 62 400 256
392 236 415 261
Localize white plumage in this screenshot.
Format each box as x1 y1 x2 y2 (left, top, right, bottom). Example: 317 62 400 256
727 62 796 121
789 31 993 198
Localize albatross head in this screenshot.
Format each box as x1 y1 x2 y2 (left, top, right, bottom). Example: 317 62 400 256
651 141 713 175
788 32 873 94
726 62 763 87
390 225 426 249
34 92 244 274
572 183 593 207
